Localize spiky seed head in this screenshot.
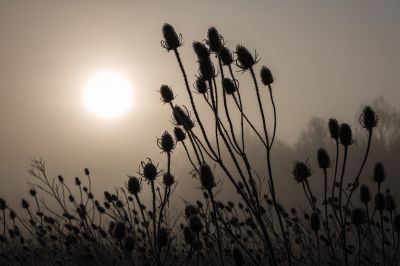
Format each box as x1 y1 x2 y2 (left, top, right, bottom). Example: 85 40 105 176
173 106 194 131
193 41 210 61
375 192 386 211
29 189 36 197
360 106 378 130
75 177 81 186
194 77 208 94
21 199 29 209
232 245 244 266
57 175 64 183
189 214 203 234
160 85 174 104
385 194 396 212
394 214 400 234
127 176 141 195
360 185 371 203
351 208 365 226
114 222 126 240
310 212 320 231
163 173 175 187
222 78 236 95
161 23 182 51
173 126 186 141
199 163 216 190
185 205 198 218
141 160 159 181
157 227 168 248
183 226 195 245
220 46 233 65
373 162 386 184
339 123 353 146
158 131 175 153
235 44 256 70
317 148 331 169
292 161 312 183
104 191 113 202
207 26 222 53
124 234 135 252
198 58 216 81
328 118 339 140
260 66 274 86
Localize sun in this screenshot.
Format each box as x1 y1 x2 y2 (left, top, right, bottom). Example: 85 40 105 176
84 71 133 118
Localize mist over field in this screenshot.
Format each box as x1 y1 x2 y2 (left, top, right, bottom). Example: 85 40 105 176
0 1 399 265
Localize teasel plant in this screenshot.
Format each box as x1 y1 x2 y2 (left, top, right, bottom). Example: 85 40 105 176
161 23 295 265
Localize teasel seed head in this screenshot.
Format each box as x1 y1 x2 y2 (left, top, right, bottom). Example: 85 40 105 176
339 123 353 146
360 184 371 203
360 106 378 130
291 161 312 183
189 214 203 234
328 118 339 140
159 85 175 104
57 175 64 183
232 245 245 266
157 131 175 153
163 173 175 187
161 23 182 51
173 126 186 142
207 26 222 53
351 208 365 226
75 177 81 186
140 159 160 181
0 198 6 210
317 148 331 169
222 78 236 95
194 77 208 94
310 212 320 231
21 199 29 209
235 44 258 70
199 163 216 190
29 189 36 197
198 58 216 81
260 66 274 86
127 176 141 195
220 46 233 66
193 41 210 61
375 192 385 211
173 105 194 131
373 162 386 184
84 168 90 176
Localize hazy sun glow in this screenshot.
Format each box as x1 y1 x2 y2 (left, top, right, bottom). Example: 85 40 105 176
84 71 133 118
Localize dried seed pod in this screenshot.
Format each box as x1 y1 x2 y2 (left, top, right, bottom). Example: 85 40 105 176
291 161 312 183
198 58 216 80
207 26 222 53
185 205 198 218
317 148 331 169
360 106 378 130
220 46 233 66
173 127 186 142
360 184 371 203
127 176 141 195
339 123 353 146
158 131 175 153
235 44 256 70
140 160 159 181
163 173 175 187
160 85 174 104
161 23 182 51
328 118 339 140
199 163 216 190
373 162 386 184
260 66 274 86
173 106 194 131
222 78 236 95
193 41 210 61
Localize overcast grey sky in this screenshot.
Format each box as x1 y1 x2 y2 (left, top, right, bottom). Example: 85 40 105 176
0 1 399 202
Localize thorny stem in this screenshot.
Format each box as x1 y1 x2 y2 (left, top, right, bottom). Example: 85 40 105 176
209 190 225 266
338 145 349 266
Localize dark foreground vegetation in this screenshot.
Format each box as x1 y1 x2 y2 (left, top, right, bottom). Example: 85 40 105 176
0 24 399 266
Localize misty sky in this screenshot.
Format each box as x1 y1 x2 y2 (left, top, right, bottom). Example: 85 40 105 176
0 1 399 202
